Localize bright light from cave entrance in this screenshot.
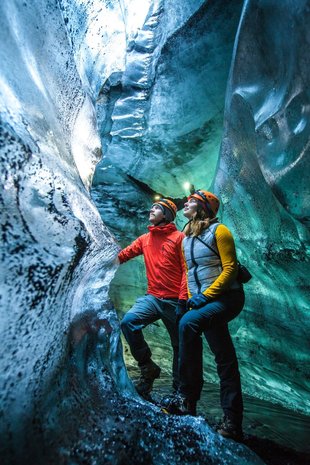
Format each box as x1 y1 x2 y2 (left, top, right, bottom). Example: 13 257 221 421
183 181 191 190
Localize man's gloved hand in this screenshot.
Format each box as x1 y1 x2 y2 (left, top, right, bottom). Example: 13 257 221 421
175 299 187 325
186 293 209 310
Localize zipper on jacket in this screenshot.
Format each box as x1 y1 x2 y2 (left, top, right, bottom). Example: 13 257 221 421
190 237 201 293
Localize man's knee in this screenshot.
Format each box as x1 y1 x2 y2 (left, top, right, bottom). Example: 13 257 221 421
120 312 137 333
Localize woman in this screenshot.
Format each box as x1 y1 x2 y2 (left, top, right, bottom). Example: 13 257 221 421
172 190 245 441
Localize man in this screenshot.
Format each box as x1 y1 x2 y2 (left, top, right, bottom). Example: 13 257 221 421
118 198 187 396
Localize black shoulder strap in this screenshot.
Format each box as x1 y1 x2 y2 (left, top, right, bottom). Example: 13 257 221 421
207 223 242 266
195 223 221 258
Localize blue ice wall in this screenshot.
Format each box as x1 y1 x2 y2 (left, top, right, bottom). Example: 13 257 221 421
214 0 310 412
0 1 265 464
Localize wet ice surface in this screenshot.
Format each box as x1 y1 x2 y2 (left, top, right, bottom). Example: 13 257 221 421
149 376 310 453
21 328 266 465
128 372 310 465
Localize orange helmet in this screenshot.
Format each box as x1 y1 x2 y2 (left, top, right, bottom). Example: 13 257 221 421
189 190 220 217
153 198 177 220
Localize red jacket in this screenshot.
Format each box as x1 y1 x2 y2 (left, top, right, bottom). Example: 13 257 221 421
118 223 187 300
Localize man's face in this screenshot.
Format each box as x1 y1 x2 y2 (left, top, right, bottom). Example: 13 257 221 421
149 204 165 225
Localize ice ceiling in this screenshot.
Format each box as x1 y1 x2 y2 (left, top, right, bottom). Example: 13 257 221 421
0 0 309 464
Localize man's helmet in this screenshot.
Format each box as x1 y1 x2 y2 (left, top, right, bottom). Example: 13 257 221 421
152 198 177 222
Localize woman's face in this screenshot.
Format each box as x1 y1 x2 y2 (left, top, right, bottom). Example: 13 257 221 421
183 197 199 219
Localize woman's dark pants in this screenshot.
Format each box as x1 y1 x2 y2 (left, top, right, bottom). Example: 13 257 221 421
178 289 245 425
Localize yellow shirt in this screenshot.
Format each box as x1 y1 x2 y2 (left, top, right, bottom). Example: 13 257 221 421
183 224 239 300
203 224 238 299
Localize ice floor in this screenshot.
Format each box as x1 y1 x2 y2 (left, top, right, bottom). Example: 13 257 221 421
128 367 310 460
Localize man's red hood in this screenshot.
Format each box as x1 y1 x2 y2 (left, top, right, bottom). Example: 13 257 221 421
147 223 177 234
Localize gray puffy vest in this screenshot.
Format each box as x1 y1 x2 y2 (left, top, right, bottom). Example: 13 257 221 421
182 223 240 295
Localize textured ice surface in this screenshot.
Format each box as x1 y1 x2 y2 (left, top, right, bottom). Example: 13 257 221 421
1 0 309 462
0 0 266 464
214 0 310 412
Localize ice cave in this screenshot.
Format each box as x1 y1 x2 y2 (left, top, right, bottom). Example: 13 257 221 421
0 0 309 464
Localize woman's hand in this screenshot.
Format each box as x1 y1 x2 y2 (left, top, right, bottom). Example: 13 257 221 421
186 293 208 309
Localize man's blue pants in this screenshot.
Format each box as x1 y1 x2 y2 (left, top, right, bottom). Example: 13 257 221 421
121 294 179 389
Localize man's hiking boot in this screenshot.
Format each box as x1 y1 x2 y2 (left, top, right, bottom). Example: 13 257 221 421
217 416 243 442
135 360 161 395
161 392 197 416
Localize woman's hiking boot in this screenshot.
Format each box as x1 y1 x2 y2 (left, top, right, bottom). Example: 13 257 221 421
161 392 197 416
135 360 161 395
217 416 243 442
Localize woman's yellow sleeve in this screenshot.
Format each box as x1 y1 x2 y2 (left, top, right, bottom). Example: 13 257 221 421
203 224 238 300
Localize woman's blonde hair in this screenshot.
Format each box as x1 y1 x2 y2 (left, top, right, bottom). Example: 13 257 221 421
183 207 217 236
